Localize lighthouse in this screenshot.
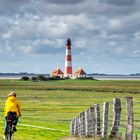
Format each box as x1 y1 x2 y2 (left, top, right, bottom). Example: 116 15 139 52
64 38 72 77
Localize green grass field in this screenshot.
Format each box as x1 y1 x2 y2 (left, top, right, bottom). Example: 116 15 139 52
0 79 140 140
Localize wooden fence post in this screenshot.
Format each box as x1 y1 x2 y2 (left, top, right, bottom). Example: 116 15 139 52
125 97 133 140
95 104 101 135
70 117 79 136
70 118 75 136
85 106 95 137
78 112 85 136
110 98 122 137
78 113 80 135
74 117 79 136
102 102 109 138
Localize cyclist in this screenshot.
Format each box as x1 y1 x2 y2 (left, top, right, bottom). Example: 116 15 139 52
4 91 21 135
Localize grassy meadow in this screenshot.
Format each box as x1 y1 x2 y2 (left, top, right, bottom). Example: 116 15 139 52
0 79 140 140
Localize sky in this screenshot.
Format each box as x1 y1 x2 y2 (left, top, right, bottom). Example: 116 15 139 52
0 0 140 74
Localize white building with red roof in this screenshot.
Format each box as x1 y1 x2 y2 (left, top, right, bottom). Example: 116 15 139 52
50 68 64 78
73 67 87 79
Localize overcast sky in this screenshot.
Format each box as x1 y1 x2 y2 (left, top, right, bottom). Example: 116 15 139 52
0 0 140 74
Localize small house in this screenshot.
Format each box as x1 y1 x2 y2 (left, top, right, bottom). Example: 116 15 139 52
50 68 64 78
73 67 87 79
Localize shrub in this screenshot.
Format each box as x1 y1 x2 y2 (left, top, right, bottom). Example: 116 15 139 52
36 75 47 81
76 77 93 80
50 76 61 80
63 77 70 80
31 76 37 81
21 76 30 81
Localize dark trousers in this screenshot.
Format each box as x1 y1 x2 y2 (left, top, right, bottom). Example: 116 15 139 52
4 117 18 132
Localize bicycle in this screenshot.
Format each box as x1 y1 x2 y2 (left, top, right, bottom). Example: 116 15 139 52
4 112 17 140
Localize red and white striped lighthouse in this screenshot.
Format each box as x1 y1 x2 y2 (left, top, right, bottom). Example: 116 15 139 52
64 38 72 77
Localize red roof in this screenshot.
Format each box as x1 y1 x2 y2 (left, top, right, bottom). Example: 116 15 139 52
51 68 64 76
74 67 86 75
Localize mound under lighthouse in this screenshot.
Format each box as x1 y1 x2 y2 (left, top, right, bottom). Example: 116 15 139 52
64 38 73 77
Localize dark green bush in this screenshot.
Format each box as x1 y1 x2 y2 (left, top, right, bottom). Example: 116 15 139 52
76 77 93 80
31 76 37 81
50 76 61 80
21 76 30 81
36 75 47 81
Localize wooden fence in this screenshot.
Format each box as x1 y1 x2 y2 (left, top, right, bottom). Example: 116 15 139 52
70 97 135 140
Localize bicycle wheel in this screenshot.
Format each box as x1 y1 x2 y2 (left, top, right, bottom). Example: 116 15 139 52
5 133 11 140
5 122 13 140
5 132 13 140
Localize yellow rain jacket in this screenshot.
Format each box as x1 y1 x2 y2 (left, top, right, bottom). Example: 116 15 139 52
4 96 21 117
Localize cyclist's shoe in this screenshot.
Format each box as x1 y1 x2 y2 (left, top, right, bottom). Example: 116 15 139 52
3 131 7 135
3 131 7 139
3 134 6 139
13 126 17 132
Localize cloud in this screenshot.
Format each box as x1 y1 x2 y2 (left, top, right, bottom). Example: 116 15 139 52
0 0 29 16
46 0 85 4
109 19 121 28
101 0 136 6
0 0 140 73
134 32 140 39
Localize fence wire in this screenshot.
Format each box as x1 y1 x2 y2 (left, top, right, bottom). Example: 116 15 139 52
70 97 139 139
